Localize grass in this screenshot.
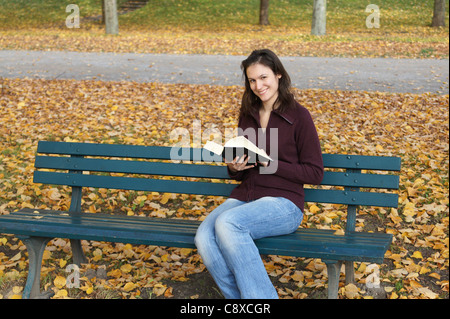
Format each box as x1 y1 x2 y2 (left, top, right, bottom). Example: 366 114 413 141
1 0 448 36
0 0 448 58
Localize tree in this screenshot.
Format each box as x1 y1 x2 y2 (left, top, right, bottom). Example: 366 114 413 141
104 0 119 34
311 0 326 35
259 0 270 25
431 0 446 27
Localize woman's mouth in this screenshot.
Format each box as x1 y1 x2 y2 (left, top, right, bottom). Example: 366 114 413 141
258 88 268 96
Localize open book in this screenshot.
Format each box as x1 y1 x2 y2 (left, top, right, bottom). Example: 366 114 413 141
204 136 273 163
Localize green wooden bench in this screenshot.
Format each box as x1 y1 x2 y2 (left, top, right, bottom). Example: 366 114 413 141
0 141 401 299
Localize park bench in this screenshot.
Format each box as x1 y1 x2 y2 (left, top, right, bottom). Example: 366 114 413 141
0 141 401 299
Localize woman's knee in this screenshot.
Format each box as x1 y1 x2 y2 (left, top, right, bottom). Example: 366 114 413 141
194 226 209 251
214 211 246 241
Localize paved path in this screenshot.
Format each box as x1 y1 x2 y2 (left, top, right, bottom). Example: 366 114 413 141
1 50 448 94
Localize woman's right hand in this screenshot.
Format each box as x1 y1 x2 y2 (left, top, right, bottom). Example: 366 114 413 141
227 155 255 173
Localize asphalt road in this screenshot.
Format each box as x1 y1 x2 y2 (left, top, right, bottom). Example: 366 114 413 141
1 50 448 94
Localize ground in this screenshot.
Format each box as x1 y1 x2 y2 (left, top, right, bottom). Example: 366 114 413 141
0 0 449 300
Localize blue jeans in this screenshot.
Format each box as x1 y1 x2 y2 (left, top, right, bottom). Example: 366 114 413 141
194 197 303 299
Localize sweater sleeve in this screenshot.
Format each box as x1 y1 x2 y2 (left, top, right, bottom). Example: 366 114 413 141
226 115 246 181
227 165 246 181
272 107 324 185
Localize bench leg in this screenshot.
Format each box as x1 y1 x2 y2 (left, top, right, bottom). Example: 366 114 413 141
70 239 88 265
324 260 342 299
20 236 54 299
345 260 355 284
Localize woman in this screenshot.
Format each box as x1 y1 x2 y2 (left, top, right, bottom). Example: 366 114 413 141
195 49 324 299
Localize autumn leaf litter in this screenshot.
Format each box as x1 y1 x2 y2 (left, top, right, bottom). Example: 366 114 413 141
0 77 448 299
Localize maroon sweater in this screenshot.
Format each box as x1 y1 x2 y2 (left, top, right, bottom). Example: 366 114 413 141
228 101 324 211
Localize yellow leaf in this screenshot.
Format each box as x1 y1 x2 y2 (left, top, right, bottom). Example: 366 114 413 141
54 289 68 298
135 195 148 203
357 263 367 273
153 283 167 296
309 204 320 214
180 248 193 256
92 248 102 261
10 252 21 262
375 144 384 152
411 251 423 259
48 188 61 201
428 273 441 280
409 280 423 289
416 287 439 299
12 286 23 294
88 193 98 201
59 259 67 268
164 287 174 298
123 282 137 292
54 276 66 289
344 283 360 299
86 286 94 295
419 266 430 275
291 271 304 282
120 264 133 273
390 291 399 299
160 193 172 205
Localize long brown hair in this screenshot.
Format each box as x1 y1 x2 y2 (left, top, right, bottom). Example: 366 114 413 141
240 49 294 118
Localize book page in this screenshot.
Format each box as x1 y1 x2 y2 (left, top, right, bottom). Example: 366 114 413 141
203 141 224 155
225 136 272 161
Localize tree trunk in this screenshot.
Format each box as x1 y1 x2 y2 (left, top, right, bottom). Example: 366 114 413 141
104 0 119 34
259 0 270 25
101 0 105 24
431 0 446 27
311 0 326 35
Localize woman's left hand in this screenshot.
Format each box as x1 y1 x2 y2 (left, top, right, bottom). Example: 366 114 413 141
227 155 255 173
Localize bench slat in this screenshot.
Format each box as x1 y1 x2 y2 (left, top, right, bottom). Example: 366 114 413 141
34 171 236 196
37 141 401 171
322 153 401 171
35 156 230 179
304 188 398 207
35 156 400 189
34 171 398 207
1 209 392 263
37 141 193 161
320 171 399 189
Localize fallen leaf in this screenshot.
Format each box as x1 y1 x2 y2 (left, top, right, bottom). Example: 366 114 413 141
53 276 66 289
122 282 137 292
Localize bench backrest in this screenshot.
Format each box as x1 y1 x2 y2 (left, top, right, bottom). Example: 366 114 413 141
34 141 401 232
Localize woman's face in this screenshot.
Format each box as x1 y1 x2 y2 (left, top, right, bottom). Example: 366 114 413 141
246 63 281 109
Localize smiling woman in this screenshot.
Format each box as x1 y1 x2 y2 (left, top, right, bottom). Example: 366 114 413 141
246 63 282 114
194 49 324 299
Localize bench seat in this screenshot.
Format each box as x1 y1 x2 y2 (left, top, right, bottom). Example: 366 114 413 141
2 208 392 263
